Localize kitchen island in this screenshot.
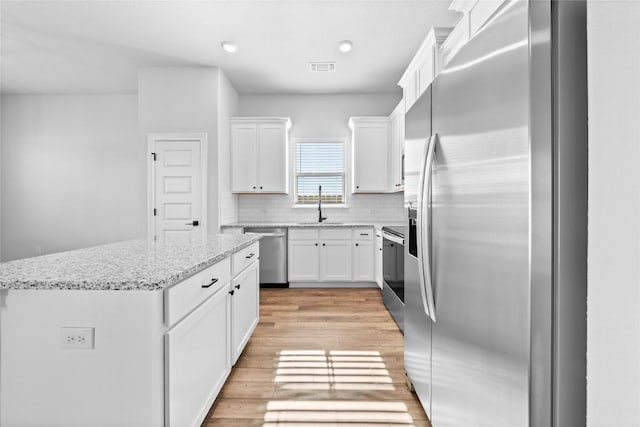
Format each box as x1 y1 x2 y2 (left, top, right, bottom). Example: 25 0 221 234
0 233 261 427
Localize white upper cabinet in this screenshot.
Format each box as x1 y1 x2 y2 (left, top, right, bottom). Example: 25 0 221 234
389 101 404 192
398 27 451 113
440 0 508 68
230 122 258 192
349 117 390 193
230 117 291 193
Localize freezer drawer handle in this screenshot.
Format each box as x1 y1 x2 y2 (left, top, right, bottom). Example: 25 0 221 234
202 278 218 288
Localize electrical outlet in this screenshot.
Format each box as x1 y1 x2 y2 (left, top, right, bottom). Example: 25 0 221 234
60 327 95 350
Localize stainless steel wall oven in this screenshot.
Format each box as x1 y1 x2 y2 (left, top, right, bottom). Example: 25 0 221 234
381 225 405 332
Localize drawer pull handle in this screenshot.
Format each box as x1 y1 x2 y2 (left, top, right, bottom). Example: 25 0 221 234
235 284 241 290
229 290 235 296
245 253 255 259
202 278 218 288
360 233 369 236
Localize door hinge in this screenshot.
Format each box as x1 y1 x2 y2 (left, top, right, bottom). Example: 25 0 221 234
153 208 157 216
151 152 157 161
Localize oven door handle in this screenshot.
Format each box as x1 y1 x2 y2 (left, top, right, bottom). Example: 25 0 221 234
417 134 437 322
382 232 404 246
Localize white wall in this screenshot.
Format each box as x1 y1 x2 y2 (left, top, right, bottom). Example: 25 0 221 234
1 94 141 261
217 71 239 226
587 2 640 426
138 67 220 232
236 93 404 223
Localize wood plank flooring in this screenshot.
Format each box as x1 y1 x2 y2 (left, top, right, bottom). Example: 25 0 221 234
203 288 431 427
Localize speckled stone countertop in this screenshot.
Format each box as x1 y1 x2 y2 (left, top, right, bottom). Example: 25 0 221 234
0 233 261 291
222 221 405 229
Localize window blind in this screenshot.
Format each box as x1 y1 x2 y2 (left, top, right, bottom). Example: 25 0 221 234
295 142 345 204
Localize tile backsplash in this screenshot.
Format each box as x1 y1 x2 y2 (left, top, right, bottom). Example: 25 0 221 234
237 193 404 223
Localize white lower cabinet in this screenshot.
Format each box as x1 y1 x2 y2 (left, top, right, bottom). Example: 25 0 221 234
321 240 352 281
375 228 383 288
288 227 376 285
353 239 375 282
231 261 260 364
353 228 375 282
165 285 230 427
289 239 320 281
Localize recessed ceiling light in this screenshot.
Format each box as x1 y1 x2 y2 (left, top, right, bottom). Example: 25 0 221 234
221 41 238 54
338 40 353 53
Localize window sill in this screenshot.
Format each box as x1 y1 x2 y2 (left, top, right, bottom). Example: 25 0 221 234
293 204 349 209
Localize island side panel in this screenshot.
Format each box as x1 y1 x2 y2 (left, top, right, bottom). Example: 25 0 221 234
0 289 165 427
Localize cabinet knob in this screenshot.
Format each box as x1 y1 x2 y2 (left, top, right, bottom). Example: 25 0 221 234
356 186 360 189
355 243 359 247
235 284 241 290
260 186 263 190
322 243 326 246
228 290 235 296
252 186 256 189
379 248 383 251
315 243 318 246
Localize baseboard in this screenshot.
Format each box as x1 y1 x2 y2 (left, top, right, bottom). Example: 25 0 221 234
288 282 378 288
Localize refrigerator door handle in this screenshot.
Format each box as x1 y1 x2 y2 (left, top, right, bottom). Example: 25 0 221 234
417 134 438 322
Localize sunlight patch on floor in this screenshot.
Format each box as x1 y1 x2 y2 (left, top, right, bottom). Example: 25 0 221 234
263 350 415 426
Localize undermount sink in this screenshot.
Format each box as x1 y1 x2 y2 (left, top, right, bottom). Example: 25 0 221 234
296 221 344 225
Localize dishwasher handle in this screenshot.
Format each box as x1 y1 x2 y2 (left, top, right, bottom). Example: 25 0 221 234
249 232 286 237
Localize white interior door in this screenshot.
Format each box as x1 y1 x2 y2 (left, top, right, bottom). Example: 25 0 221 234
150 134 206 239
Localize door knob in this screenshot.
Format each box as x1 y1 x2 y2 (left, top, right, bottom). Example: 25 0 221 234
185 220 200 226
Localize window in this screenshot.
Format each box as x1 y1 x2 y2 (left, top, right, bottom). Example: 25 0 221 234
294 140 345 205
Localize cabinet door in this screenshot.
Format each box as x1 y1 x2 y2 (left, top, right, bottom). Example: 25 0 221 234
375 233 383 288
288 240 320 281
404 73 418 112
165 286 230 427
231 262 259 364
353 122 389 193
257 123 288 193
417 48 435 97
320 240 352 281
231 124 258 192
353 240 375 282
389 114 403 191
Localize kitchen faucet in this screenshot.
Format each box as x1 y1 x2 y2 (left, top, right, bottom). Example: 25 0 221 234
318 185 327 223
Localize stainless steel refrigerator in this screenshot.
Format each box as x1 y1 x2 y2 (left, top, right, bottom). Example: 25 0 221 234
404 1 587 426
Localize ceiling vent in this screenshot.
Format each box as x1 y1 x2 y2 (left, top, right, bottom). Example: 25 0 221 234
309 62 336 73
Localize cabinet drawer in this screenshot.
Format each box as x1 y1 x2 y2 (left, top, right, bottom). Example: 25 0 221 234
352 228 374 240
165 258 231 327
289 228 319 240
232 242 260 276
320 228 351 240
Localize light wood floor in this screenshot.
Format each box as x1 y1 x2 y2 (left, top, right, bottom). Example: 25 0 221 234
203 288 431 427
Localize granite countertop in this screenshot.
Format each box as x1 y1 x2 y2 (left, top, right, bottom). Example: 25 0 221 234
222 221 405 229
0 233 261 291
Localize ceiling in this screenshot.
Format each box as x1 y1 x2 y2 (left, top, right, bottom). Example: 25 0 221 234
0 1 460 95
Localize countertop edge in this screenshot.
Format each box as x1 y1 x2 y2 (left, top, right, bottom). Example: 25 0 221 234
0 235 262 292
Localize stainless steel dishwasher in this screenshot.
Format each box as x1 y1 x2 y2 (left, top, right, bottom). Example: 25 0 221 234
243 227 288 286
